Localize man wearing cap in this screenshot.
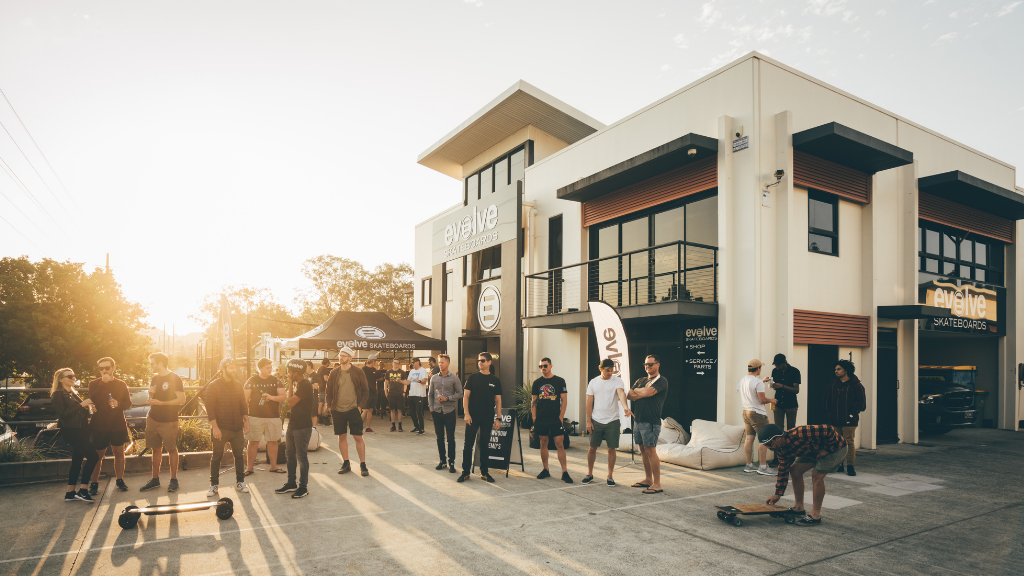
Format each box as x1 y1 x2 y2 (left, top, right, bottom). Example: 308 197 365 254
760 423 848 526
204 358 250 497
325 346 370 476
276 359 314 498
738 359 778 475
243 358 287 476
769 353 801 431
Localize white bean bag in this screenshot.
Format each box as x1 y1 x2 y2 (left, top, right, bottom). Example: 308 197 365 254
257 427 322 452
616 417 692 453
656 419 773 470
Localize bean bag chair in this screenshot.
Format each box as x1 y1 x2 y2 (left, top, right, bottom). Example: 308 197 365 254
257 427 322 453
615 417 690 454
656 419 773 470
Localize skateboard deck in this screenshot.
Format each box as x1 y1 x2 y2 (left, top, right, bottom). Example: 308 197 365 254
714 504 803 526
118 497 233 529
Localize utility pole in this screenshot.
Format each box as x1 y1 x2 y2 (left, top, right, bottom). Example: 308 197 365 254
105 253 109 274
246 311 251 381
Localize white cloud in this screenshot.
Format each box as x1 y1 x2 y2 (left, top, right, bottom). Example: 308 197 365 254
932 31 958 46
876 9 887 16
757 48 772 56
462 0 483 6
805 0 847 16
660 64 672 71
842 11 857 22
949 11 959 19
996 2 1022 17
923 23 930 29
673 33 689 49
798 26 813 42
697 1 722 28
657 12 666 18
923 0 936 5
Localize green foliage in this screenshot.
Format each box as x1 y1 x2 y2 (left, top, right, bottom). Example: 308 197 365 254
190 285 307 356
512 382 534 428
0 439 45 463
130 417 213 455
297 256 414 323
0 257 152 386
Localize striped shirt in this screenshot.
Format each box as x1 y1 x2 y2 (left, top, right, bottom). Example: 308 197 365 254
773 425 847 496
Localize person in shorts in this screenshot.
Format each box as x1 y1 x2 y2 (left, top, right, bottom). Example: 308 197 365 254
761 423 848 526
531 357 571 483
243 358 286 475
738 359 778 475
325 346 370 476
384 359 409 432
140 352 185 492
361 354 380 433
627 355 668 494
583 358 631 485
88 357 132 494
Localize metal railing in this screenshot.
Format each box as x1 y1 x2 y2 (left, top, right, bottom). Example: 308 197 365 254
525 240 717 318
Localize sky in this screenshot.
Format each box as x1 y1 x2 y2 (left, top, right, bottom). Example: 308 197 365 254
1 0 1021 335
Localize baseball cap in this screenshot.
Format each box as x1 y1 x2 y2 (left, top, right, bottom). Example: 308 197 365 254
757 424 784 445
286 358 306 372
218 358 237 371
773 353 787 366
338 346 355 357
748 359 764 370
367 353 378 360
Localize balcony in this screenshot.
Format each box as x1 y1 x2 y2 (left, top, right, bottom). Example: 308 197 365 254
524 241 718 328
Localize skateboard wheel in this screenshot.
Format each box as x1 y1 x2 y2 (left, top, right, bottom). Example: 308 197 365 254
216 502 234 520
785 515 796 524
118 507 140 530
732 517 743 527
717 511 726 520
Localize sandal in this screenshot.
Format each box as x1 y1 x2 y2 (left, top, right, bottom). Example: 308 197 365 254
641 488 664 494
243 470 254 477
631 482 651 488
269 468 286 473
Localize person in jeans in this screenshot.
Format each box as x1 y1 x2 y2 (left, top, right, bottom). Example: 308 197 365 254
583 359 631 485
532 357 571 483
87 356 131 494
384 359 409 432
457 352 502 483
243 358 286 475
761 423 848 526
325 346 370 476
769 353 801 431
205 358 250 497
428 354 463 473
406 358 430 435
627 355 668 494
824 359 866 476
304 360 318 426
316 358 331 423
140 352 185 492
738 359 778 475
276 359 314 498
361 354 380 433
51 368 98 502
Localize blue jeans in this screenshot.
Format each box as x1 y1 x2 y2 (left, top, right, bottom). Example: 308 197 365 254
633 421 661 448
286 427 312 488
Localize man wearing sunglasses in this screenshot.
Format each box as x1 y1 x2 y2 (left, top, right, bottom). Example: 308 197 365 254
532 358 571 483
458 352 502 483
88 357 132 494
626 355 668 494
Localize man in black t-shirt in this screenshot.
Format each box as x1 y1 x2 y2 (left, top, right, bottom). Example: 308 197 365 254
361 356 380 433
769 353 801 431
316 359 332 420
276 359 313 498
141 352 185 492
627 354 669 494
243 359 287 474
384 360 409 432
458 352 502 483
531 357 571 483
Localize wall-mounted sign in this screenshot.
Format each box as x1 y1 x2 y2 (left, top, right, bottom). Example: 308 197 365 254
431 186 518 266
478 285 501 331
919 279 1004 336
682 324 718 378
732 136 748 152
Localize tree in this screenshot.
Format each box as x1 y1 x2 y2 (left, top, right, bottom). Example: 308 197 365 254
296 256 413 323
0 257 152 386
189 286 307 356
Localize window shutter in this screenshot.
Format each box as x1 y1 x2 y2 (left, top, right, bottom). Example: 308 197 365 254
919 192 1013 244
793 151 871 204
793 310 871 347
582 157 717 228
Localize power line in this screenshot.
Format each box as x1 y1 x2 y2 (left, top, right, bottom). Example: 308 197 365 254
0 87 84 216
0 118 75 223
0 154 65 232
0 210 45 254
0 182 50 241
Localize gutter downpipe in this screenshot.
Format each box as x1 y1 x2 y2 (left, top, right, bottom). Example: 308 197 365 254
523 202 538 377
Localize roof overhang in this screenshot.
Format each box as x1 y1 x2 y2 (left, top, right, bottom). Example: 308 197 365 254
918 171 1024 220
417 81 605 180
877 305 951 320
556 133 718 203
523 301 717 329
793 122 913 174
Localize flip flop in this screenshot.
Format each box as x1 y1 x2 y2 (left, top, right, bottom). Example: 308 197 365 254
631 482 651 488
269 469 286 473
243 470 254 476
641 488 664 494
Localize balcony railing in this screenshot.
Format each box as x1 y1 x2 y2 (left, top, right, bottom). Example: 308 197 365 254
525 240 718 318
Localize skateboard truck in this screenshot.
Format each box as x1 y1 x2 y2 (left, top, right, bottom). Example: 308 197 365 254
118 497 234 529
714 504 804 527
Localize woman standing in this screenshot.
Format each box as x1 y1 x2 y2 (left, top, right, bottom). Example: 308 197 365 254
51 368 99 502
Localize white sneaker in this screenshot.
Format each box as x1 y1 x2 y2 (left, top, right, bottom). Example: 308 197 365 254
743 464 757 473
758 466 778 476
207 485 218 497
236 481 249 493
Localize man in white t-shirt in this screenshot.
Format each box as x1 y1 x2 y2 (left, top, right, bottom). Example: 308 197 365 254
583 358 633 485
406 358 431 435
738 359 778 475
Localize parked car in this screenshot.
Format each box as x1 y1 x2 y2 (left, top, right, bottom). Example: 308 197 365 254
125 388 153 438
919 366 978 434
0 414 16 446
12 391 57 437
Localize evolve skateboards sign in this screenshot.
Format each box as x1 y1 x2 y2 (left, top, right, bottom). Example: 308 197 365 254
486 408 517 470
682 323 718 379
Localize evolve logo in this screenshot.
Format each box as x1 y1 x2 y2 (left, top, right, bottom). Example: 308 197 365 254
444 204 498 246
478 285 501 331
685 326 718 340
932 285 988 319
354 326 386 340
601 328 624 377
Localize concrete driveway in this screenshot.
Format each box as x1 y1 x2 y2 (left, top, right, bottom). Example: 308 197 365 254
1 422 1021 576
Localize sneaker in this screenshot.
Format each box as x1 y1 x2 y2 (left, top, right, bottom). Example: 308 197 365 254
743 464 757 473
88 482 99 496
581 475 594 484
847 465 856 477
398 424 404 432
797 516 822 526
481 473 495 483
449 464 457 474
607 478 616 486
436 462 448 470
116 479 128 492
235 482 249 493
390 424 396 432
561 472 573 484
168 479 179 492
757 466 778 476
64 491 78 502
417 430 425 435
836 464 845 473
275 483 298 494
536 469 551 480
360 463 369 477
76 489 94 503
457 473 470 483
339 461 352 474
207 485 219 497
140 478 160 492
291 486 309 499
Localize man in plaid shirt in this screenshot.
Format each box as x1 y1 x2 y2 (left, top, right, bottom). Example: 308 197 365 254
759 423 848 526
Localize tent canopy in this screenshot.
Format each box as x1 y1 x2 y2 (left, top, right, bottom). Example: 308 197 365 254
281 311 446 352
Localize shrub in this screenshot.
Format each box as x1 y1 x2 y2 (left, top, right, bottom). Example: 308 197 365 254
0 439 45 463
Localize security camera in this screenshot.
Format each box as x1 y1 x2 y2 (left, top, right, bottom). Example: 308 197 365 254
687 148 697 156
735 131 742 138
774 169 785 180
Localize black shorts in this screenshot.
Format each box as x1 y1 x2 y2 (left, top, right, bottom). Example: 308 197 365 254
366 389 377 408
387 392 404 409
91 427 130 450
533 415 564 438
332 408 363 436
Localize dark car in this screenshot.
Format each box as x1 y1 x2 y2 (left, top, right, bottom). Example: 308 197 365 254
919 366 978 434
12 391 58 437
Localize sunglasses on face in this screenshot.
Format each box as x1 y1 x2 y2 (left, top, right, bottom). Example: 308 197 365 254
99 366 112 372
62 374 76 380
478 359 488 363
644 363 657 367
539 364 549 369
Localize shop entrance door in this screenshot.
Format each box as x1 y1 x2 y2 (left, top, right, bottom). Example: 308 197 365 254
877 330 899 443
625 342 711 431
806 345 838 425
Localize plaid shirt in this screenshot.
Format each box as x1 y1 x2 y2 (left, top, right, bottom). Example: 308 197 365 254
773 425 847 496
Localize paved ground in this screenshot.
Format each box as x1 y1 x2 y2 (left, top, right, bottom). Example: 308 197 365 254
1 419 1022 576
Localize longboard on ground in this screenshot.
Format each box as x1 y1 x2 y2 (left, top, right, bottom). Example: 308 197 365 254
714 504 803 527
118 497 234 529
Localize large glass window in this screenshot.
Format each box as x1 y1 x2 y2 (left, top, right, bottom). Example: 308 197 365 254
469 245 502 283
479 167 492 199
918 221 1003 285
462 144 530 204
510 149 525 185
421 278 432 306
808 190 838 256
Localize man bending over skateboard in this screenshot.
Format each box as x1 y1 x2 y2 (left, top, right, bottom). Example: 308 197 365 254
759 423 847 526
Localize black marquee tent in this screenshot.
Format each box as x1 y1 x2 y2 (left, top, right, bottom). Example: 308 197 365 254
281 311 446 352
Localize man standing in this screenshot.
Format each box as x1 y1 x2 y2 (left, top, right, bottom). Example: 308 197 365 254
824 360 866 476
428 354 462 473
627 355 668 495
361 354 380 433
583 358 632 485
140 352 185 492
243 358 287 476
304 360 318 426
384 359 409 432
407 358 430 435
276 359 314 498
316 358 331 423
458 352 502 483
325 346 370 476
739 359 778 475
88 357 132 494
531 357 571 483
761 423 848 525
205 358 250 497
770 353 801 431
428 357 440 377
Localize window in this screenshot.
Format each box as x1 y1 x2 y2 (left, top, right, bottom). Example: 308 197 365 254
421 278 432 306
445 268 454 302
479 167 492 199
469 245 502 284
461 143 532 205
808 190 838 256
918 222 1003 285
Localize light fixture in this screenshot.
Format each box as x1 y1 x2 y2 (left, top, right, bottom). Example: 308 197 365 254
687 148 697 156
